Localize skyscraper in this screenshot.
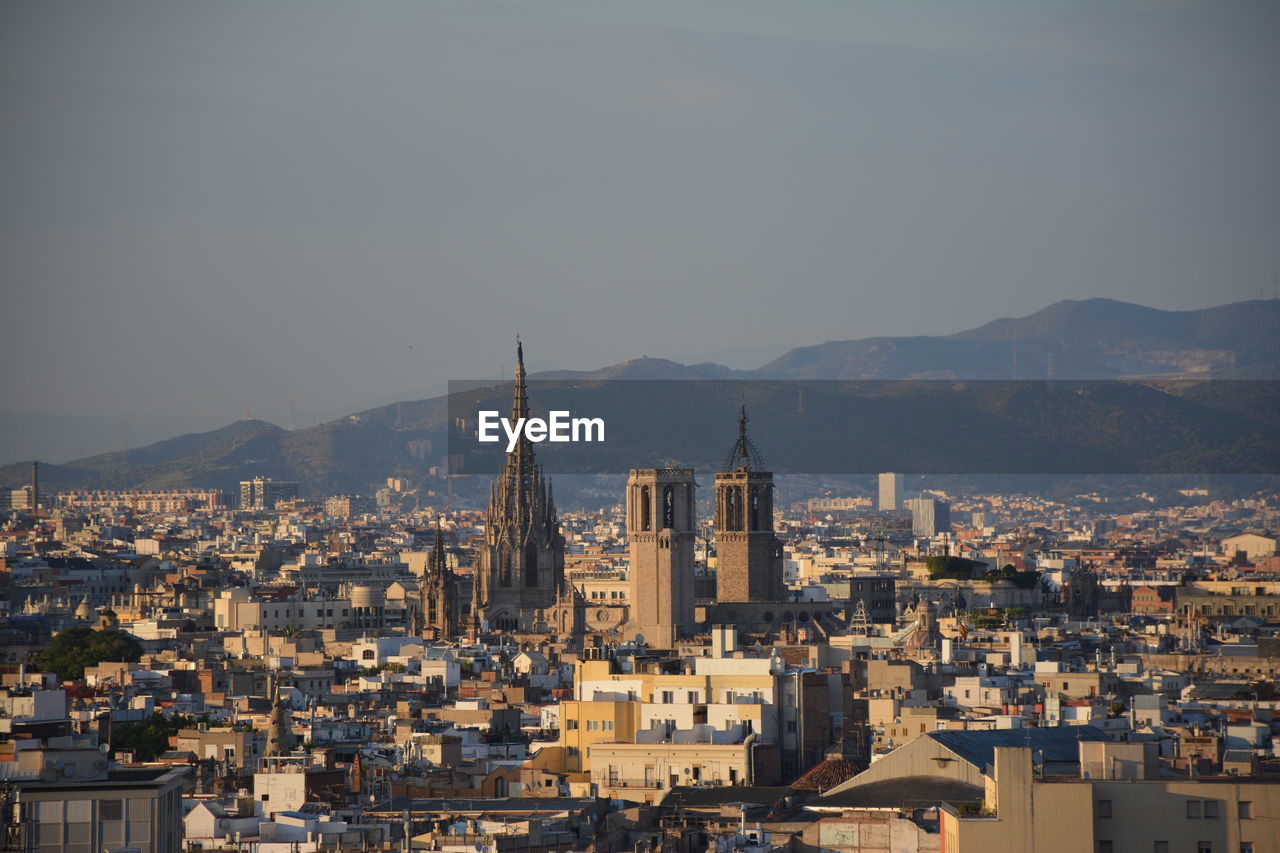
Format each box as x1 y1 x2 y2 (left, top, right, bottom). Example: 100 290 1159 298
878 472 903 511
909 497 952 537
472 342 565 633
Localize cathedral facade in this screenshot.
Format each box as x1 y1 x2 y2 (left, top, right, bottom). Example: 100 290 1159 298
472 343 567 633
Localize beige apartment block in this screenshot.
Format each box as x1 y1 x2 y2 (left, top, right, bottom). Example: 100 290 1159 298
941 746 1280 853
589 740 780 802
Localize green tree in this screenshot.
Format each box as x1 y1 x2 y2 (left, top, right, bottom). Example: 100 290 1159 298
926 556 986 580
35 627 143 681
111 712 212 761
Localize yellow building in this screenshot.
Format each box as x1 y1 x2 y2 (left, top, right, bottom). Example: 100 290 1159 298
558 699 640 772
556 653 779 777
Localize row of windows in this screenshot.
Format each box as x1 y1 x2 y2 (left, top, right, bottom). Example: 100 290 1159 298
1195 603 1277 616
266 607 347 618
1097 798 1253 820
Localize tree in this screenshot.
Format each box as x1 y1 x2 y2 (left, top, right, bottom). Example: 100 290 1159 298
34 627 143 681
111 712 212 761
926 556 986 580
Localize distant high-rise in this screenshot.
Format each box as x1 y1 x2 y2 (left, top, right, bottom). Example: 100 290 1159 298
239 477 298 510
714 406 785 602
626 467 696 648
908 497 951 537
877 472 903 511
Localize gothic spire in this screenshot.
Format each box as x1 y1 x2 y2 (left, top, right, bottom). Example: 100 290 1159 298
432 518 446 577
511 337 529 422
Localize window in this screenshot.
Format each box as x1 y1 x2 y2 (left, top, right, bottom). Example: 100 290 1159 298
1204 801 1218 819
662 691 673 704
1187 800 1201 819
1239 801 1252 819
99 800 123 821
1096 800 1112 818
565 719 578 731
602 720 614 731
1154 843 1168 853
1240 844 1253 853
1197 844 1211 853
1098 842 1113 853
587 720 599 731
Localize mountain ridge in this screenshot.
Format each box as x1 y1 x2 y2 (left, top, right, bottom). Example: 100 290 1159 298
4 298 1277 494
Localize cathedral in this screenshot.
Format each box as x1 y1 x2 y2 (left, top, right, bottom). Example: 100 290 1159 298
471 342 567 633
470 343 840 646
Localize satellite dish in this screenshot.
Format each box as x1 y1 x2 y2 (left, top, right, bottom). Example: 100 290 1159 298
100 743 110 754
634 633 645 645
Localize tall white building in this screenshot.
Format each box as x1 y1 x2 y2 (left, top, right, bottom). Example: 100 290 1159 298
878 472 903 511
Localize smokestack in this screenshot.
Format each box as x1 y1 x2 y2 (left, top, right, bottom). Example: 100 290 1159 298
31 460 39 516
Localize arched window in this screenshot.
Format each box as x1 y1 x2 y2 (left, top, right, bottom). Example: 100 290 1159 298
749 487 760 531
662 485 675 530
726 486 742 531
640 485 651 531
500 547 513 587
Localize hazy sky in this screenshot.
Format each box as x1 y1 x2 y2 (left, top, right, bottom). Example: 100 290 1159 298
2 0 1278 434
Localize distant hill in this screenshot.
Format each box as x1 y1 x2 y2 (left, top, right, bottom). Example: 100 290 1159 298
3 298 1276 495
756 298 1280 380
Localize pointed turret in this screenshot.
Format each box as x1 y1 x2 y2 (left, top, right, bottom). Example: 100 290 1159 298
722 403 764 472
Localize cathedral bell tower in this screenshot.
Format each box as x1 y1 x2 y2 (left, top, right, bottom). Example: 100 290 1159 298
713 405 785 602
626 467 696 648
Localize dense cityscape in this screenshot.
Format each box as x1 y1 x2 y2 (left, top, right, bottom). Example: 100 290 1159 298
5 2 1280 850
1 347 1277 853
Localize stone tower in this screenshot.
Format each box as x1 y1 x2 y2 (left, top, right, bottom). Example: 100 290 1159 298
474 341 566 632
626 467 697 648
421 522 457 638
714 406 785 602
